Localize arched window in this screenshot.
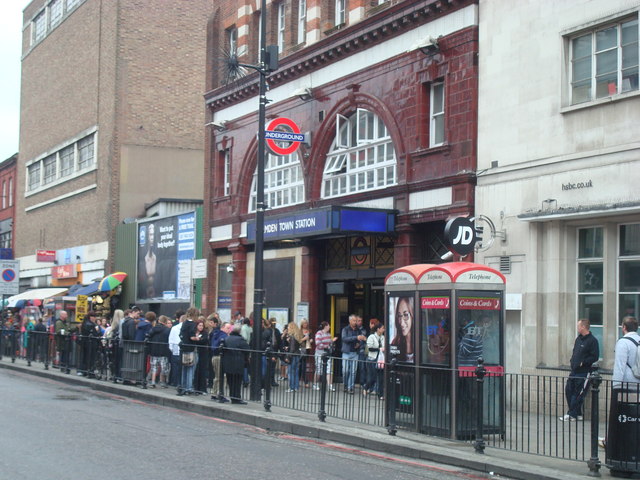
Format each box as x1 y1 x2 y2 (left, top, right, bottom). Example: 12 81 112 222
248 151 305 213
1 181 5 209
322 108 396 199
8 178 12 207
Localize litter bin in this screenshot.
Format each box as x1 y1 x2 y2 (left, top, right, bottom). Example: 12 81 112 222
606 387 640 476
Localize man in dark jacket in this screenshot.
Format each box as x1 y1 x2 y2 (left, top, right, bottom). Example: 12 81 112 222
79 311 100 377
210 318 228 400
222 324 250 404
560 318 599 421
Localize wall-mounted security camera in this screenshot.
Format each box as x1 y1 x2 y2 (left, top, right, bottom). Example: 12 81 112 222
226 263 235 273
205 120 228 132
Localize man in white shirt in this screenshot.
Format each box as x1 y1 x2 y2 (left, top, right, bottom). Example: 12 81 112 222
612 316 640 389
168 315 185 388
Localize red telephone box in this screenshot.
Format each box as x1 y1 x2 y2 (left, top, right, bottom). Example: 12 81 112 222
385 262 506 439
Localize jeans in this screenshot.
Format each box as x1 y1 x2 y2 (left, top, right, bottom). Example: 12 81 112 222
342 352 358 390
169 354 182 386
365 359 378 392
565 372 588 418
288 355 300 391
180 351 198 393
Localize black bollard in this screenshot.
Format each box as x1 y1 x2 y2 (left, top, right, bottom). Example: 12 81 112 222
264 342 272 412
474 357 487 454
43 331 50 370
217 342 228 403
387 354 398 436
26 330 32 367
318 350 329 422
587 365 602 477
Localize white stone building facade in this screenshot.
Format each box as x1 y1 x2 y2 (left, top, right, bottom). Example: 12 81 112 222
476 0 640 375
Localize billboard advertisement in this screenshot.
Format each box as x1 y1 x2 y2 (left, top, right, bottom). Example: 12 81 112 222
137 212 196 301
388 294 415 364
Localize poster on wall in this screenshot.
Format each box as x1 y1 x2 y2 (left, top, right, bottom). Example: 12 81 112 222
388 294 415 363
268 307 289 333
137 212 196 301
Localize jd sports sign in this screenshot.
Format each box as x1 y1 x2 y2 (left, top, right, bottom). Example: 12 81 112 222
444 217 479 256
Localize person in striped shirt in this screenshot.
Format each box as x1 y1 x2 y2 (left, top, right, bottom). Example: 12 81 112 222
313 321 337 391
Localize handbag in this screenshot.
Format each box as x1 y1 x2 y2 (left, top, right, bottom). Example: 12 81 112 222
182 351 195 366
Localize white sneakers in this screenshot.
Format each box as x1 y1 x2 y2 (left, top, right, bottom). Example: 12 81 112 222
559 414 576 422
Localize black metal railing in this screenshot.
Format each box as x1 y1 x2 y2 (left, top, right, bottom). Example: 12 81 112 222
3 331 640 476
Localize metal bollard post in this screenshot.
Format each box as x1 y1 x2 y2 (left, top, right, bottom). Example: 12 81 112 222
112 337 120 383
587 365 602 477
319 350 329 422
264 342 272 412
27 330 32 367
387 354 398 436
11 329 17 363
43 332 50 370
474 357 487 454
218 343 227 403
141 338 149 389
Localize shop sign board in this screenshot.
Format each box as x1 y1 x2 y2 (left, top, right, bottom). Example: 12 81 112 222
36 250 56 263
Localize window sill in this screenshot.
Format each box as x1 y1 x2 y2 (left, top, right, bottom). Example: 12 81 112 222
411 143 451 158
25 165 97 198
561 89 640 114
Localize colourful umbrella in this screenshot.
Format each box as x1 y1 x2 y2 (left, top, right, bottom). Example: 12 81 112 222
98 272 128 292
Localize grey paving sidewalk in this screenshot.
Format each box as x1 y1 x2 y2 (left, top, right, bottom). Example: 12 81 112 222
0 358 608 480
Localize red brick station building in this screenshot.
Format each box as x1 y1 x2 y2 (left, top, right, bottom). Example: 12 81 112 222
204 0 479 333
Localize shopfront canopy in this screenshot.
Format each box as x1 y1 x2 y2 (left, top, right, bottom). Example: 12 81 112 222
7 287 69 308
385 262 506 286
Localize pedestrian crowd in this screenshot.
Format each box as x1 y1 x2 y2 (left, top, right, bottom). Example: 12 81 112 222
2 306 388 404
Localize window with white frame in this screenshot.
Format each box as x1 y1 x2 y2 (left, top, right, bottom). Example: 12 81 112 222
32 11 46 44
277 3 286 53
228 27 237 57
49 0 63 28
321 109 396 199
335 0 346 26
43 155 57 185
0 231 11 249
577 226 604 351
248 152 305 213
59 145 74 177
619 223 640 323
8 178 12 207
569 17 639 105
223 149 231 196
1 182 5 210
30 0 85 46
297 0 306 45
256 12 262 62
28 163 41 192
430 82 445 147
26 132 96 193
77 135 95 170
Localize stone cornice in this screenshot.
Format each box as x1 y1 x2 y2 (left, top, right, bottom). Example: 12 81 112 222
205 0 473 110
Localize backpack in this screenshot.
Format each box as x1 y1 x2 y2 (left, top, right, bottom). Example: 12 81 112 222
623 336 640 379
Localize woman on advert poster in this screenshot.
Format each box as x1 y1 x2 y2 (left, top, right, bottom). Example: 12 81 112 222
389 296 414 363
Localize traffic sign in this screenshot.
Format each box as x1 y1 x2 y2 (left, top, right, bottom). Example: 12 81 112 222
265 117 303 155
0 260 19 295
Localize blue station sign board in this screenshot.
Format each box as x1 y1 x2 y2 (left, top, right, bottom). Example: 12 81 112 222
247 206 396 242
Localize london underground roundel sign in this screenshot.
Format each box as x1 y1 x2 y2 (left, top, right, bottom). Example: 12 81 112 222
265 117 304 155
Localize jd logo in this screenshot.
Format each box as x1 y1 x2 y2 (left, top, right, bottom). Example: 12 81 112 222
444 217 480 256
